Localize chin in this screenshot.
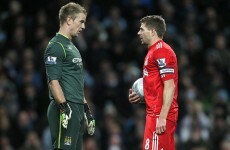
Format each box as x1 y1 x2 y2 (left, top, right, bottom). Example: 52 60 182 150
72 34 78 38
141 41 145 44
140 39 144 44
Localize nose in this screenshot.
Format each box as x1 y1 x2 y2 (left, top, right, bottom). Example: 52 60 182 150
82 23 85 29
137 30 140 35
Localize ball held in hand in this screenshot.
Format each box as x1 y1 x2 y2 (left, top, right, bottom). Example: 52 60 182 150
132 78 144 100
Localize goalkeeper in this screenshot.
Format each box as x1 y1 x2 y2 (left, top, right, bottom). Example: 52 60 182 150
44 2 95 150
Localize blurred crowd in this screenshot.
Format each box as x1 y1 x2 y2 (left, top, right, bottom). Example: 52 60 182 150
0 0 230 150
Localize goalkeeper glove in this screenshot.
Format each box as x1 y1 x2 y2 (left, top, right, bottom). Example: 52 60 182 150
84 103 95 135
59 102 72 129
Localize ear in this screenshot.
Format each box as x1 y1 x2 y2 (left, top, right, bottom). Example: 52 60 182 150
151 29 156 37
66 16 72 25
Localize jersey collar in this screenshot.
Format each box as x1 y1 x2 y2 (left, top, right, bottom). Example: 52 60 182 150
148 39 163 51
56 33 70 41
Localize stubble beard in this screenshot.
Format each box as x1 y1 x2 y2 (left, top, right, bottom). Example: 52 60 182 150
71 32 78 39
140 38 146 45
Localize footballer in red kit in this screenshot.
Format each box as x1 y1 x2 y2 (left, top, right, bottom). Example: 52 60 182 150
128 15 178 150
143 40 178 122
143 40 178 150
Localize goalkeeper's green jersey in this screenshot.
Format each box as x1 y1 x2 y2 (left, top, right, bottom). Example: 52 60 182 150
44 33 84 104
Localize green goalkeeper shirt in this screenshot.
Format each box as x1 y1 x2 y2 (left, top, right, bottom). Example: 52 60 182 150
44 33 84 104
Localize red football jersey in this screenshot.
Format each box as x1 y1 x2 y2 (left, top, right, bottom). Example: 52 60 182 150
143 40 178 122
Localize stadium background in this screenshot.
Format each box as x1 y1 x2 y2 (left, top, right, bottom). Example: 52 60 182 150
0 0 229 149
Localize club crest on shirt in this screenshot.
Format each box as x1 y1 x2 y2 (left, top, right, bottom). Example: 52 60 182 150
157 58 166 68
64 136 72 146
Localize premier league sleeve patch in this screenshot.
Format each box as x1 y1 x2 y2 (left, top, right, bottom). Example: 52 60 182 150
157 58 166 68
45 56 57 64
157 58 174 74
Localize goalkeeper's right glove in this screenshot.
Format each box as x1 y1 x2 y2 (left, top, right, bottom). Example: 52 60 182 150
59 102 72 129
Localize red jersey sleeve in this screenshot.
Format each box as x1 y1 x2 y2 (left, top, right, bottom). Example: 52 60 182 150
153 47 177 82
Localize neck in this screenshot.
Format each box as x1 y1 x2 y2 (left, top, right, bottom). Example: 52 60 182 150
58 25 71 40
148 36 162 48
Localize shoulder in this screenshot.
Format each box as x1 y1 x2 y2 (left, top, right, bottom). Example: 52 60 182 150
44 40 66 58
46 41 63 52
153 41 176 58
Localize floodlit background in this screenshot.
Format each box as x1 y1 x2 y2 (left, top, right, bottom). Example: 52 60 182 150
0 0 230 150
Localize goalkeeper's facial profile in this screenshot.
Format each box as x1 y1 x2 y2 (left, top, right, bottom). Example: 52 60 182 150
58 2 87 38
59 2 87 26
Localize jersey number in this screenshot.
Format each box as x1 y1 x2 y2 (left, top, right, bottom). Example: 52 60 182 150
145 138 150 150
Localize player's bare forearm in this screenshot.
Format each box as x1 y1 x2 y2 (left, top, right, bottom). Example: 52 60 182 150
159 79 175 119
49 80 66 104
156 79 175 134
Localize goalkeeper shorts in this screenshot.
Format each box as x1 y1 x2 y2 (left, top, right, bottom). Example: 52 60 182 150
47 100 85 150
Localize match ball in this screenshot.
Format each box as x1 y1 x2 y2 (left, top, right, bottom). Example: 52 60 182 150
132 78 144 100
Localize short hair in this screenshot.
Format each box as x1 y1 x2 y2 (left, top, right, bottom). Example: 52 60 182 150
140 15 166 39
59 2 87 25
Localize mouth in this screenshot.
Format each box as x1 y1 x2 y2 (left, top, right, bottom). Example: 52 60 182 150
77 29 82 34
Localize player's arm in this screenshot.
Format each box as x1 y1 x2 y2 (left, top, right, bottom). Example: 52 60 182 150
45 42 66 104
157 79 175 134
44 42 71 129
160 79 175 119
84 97 95 135
49 80 72 129
49 80 66 104
154 47 177 134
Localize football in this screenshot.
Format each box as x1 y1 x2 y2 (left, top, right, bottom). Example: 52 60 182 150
132 78 144 101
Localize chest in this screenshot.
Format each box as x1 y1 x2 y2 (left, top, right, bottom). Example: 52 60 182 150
64 44 83 69
143 51 158 71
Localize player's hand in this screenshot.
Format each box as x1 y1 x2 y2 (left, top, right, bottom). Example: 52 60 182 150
156 117 166 134
84 104 95 135
128 89 141 104
59 102 72 129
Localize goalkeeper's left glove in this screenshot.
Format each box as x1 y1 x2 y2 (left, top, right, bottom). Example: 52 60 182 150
84 103 95 135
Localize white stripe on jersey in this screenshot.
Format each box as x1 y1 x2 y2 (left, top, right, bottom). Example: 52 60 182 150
152 132 158 150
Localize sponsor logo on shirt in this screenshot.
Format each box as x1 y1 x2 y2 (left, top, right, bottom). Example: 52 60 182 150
46 56 57 64
157 58 166 68
72 58 82 63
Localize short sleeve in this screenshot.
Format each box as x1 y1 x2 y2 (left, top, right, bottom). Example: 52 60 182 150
154 49 177 81
44 42 65 81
